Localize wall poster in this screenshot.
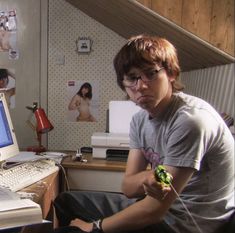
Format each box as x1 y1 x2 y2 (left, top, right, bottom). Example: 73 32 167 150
0 9 18 59
66 80 99 122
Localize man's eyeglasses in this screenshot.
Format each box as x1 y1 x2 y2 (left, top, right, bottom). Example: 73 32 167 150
123 67 164 88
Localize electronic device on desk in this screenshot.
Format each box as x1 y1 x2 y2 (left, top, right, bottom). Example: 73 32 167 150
91 101 140 161
0 159 59 192
0 93 59 191
92 132 130 160
0 93 19 163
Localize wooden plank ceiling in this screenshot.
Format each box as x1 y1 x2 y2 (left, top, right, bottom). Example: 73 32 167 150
66 0 235 72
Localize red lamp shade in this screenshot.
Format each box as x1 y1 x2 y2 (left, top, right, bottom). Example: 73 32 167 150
26 103 54 154
34 108 54 133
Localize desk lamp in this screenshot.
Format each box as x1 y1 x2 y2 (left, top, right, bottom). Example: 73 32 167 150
26 102 53 153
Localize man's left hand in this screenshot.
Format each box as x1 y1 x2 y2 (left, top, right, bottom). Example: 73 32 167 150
70 218 93 232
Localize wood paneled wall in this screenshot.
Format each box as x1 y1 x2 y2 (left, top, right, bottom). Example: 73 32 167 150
137 0 234 56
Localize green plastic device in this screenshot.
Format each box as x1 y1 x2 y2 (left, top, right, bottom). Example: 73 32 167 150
154 165 173 186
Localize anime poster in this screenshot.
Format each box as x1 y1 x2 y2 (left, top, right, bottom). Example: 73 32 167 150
0 10 18 59
67 80 99 122
0 68 16 109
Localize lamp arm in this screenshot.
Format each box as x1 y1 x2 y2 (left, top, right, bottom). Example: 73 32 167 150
37 132 42 147
26 119 36 131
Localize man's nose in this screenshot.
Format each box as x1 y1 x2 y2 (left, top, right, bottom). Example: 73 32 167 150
135 76 148 90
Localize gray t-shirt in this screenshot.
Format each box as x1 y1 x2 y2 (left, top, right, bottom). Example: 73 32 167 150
129 92 234 233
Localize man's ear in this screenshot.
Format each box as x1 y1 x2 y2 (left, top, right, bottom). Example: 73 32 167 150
166 69 177 83
169 76 176 83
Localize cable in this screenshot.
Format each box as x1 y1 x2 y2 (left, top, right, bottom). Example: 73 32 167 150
170 184 203 233
155 165 203 233
56 163 70 191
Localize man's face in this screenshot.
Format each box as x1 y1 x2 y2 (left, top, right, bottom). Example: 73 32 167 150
123 65 174 115
0 78 8 88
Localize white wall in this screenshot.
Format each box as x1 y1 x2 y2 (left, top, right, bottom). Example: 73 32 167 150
48 0 125 151
181 63 234 120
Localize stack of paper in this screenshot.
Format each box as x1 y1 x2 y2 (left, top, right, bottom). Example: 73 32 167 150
0 187 43 230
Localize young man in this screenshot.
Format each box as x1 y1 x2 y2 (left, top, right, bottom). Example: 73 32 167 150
54 35 234 233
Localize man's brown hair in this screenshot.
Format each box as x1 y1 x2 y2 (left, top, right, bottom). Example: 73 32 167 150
113 35 184 91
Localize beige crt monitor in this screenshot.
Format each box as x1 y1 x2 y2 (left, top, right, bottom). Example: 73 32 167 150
0 93 19 162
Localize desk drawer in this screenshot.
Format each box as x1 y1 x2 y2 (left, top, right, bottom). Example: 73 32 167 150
67 169 124 192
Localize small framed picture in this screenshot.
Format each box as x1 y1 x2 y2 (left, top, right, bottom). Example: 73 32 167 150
76 37 92 53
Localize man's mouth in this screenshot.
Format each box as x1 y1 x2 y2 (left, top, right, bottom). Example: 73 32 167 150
137 95 151 102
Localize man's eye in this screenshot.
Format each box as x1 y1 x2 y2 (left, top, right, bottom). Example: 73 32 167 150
146 70 157 78
126 76 138 82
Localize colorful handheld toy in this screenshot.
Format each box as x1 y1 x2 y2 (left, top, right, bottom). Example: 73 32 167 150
154 165 173 186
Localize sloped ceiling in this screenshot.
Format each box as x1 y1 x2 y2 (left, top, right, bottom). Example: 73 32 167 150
66 0 235 72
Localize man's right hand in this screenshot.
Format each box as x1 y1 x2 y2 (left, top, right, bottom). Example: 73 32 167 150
142 171 171 201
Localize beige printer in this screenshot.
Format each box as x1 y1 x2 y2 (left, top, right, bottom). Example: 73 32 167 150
91 101 140 160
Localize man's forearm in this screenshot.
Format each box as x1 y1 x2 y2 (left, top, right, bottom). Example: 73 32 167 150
102 197 164 233
122 170 152 198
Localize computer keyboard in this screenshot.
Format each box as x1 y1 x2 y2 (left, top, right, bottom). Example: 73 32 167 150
0 159 59 192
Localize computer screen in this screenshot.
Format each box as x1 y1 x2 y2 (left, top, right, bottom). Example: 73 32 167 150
0 93 19 162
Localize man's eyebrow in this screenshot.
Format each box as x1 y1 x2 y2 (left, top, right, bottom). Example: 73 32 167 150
126 70 139 76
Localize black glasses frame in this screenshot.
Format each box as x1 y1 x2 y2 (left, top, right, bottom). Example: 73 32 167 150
123 67 164 88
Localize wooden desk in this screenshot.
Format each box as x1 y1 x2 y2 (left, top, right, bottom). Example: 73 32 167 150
62 154 127 192
19 171 59 233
